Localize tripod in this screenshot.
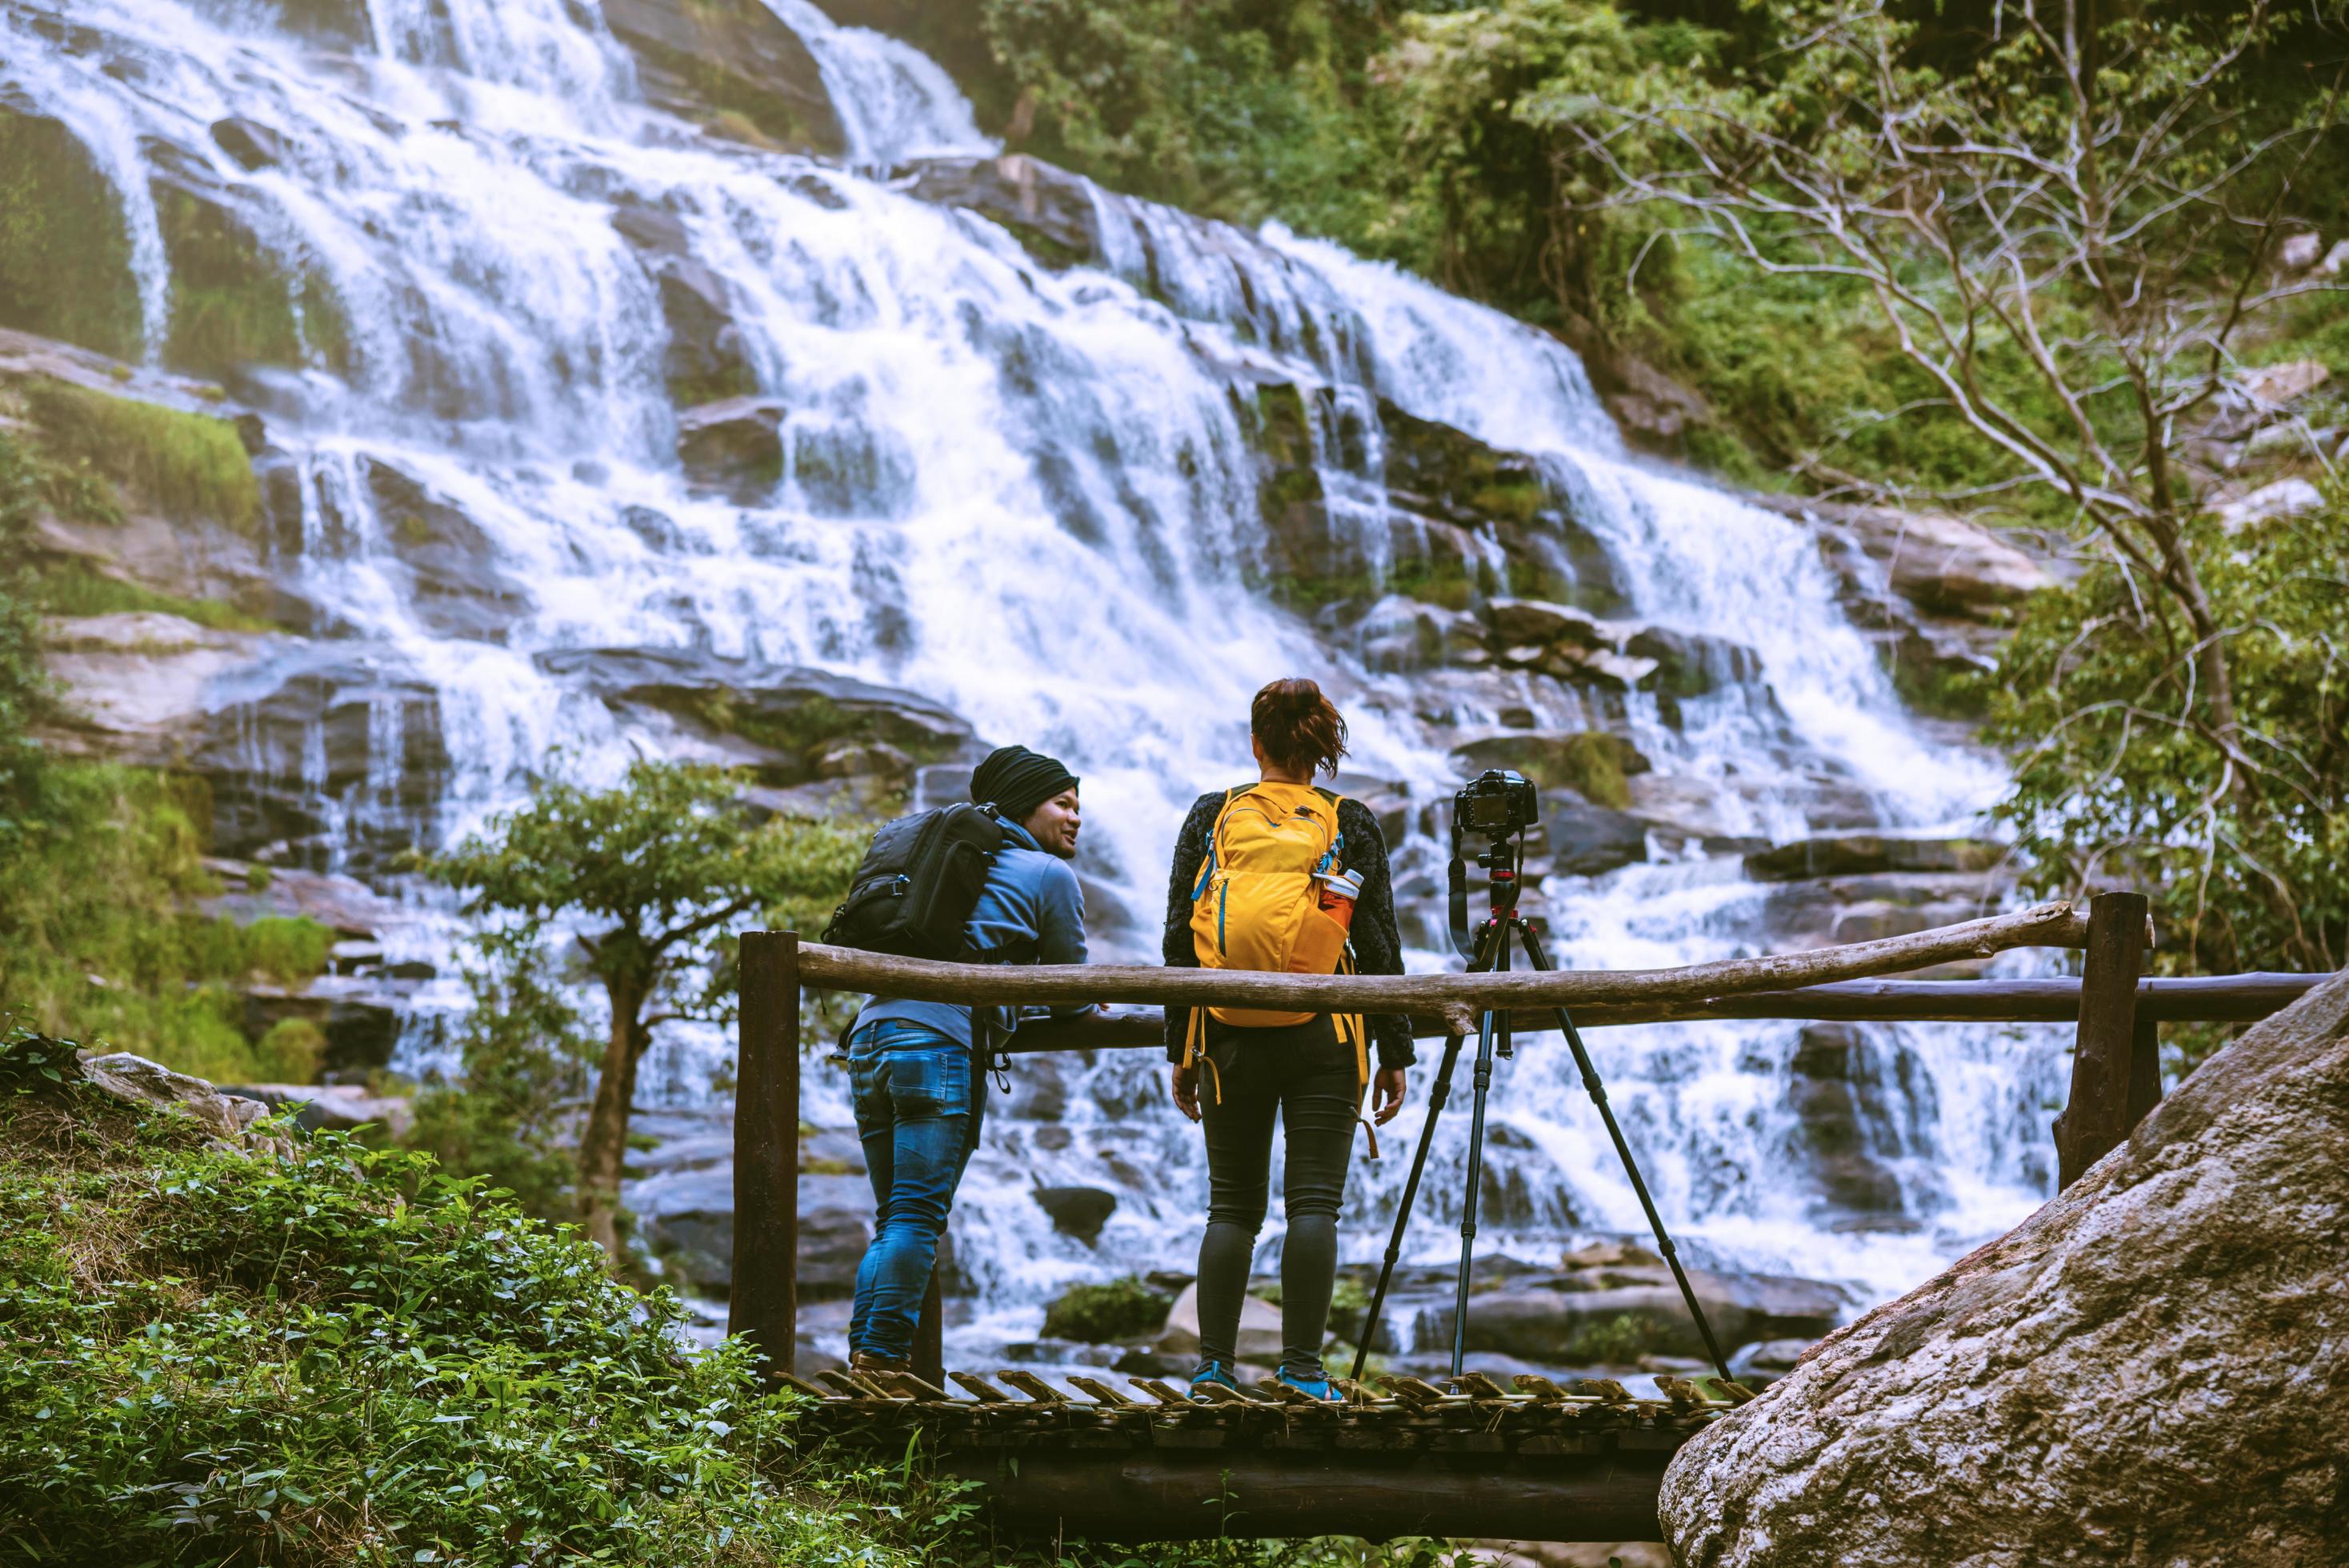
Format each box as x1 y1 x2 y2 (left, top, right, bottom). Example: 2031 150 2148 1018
1349 829 1735 1386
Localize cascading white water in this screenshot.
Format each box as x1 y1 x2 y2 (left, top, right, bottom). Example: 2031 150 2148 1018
6 0 2065 1356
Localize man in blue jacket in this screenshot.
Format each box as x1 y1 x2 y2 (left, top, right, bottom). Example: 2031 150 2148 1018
846 744 1090 1373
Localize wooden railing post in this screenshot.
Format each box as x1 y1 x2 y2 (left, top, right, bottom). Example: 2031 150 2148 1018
729 930 800 1382
2126 1015 2163 1129
2054 892 2149 1187
914 1265 944 1388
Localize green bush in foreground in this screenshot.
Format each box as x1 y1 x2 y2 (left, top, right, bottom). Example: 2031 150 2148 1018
0 1042 1475 1567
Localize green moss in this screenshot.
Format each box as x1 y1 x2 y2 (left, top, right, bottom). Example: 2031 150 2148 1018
153 186 350 380
1468 478 1548 525
1561 1310 1667 1366
1041 1275 1174 1343
0 111 143 360
22 379 260 535
33 558 277 633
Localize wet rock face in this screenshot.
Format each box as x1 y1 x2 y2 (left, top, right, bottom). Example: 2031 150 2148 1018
355 459 534 642
906 154 1104 266
1663 971 2349 1568
1781 1023 1939 1223
602 0 846 154
0 110 150 361
538 646 975 787
192 650 452 870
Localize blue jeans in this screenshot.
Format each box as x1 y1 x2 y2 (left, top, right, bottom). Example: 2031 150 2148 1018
846 1019 986 1361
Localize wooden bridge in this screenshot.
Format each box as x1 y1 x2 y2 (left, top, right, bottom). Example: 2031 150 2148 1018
725 892 2323 1544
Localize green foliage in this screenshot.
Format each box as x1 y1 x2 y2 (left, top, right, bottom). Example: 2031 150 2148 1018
982 0 1424 251
21 378 260 535
1042 1275 1174 1342
406 934 594 1222
0 761 337 1085
1985 490 2349 988
0 1097 819 1563
425 758 868 1023
0 1079 1483 1566
0 1024 79 1092
0 432 50 804
423 759 868 1248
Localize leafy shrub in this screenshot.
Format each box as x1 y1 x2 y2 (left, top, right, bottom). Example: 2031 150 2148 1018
0 1082 1481 1566
1042 1275 1174 1343
250 1017 326 1082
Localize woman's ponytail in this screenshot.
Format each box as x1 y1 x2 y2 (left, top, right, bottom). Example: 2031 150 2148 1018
1251 678 1348 778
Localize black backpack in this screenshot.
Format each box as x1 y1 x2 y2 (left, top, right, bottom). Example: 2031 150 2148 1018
821 803 1004 960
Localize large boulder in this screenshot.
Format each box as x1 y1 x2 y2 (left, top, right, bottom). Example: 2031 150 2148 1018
601 0 846 154
1744 833 2004 882
1662 970 2349 1568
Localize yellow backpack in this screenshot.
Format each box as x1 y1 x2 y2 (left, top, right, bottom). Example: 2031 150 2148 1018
1184 781 1368 1090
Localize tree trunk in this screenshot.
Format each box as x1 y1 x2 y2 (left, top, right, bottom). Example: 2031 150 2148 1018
578 969 646 1260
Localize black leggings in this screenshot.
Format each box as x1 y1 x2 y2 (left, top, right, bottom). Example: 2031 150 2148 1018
1195 1014 1359 1378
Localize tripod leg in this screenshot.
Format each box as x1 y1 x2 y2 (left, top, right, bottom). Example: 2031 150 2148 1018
1520 924 1736 1387
1349 923 1499 1382
1450 927 1510 1379
1347 1030 1462 1382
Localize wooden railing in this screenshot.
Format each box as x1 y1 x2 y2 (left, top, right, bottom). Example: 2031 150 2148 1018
726 893 2325 1390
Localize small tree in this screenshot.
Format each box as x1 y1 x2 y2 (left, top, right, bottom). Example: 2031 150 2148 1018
426 760 867 1258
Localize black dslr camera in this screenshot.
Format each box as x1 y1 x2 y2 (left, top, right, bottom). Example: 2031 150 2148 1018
1452 768 1539 841
1447 770 1538 958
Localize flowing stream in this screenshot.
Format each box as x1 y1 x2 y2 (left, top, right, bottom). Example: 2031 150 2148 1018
5 0 2065 1362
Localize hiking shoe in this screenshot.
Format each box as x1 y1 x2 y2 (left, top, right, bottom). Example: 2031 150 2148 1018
1277 1368 1341 1403
850 1350 910 1374
1187 1360 1240 1402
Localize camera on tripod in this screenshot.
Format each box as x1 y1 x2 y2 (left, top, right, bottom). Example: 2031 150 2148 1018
1452 767 1539 842
1348 762 1735 1390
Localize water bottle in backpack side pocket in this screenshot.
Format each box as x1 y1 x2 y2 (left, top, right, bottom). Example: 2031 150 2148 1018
1315 866 1364 932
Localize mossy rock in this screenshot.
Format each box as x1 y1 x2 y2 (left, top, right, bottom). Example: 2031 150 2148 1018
21 379 261 537
0 111 143 360
1041 1276 1174 1344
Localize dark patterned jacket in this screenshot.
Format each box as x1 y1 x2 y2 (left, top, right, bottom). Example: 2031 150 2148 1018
1160 790 1415 1070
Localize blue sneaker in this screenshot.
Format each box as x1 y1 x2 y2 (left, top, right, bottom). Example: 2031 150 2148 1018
1278 1368 1341 1403
1188 1360 1239 1402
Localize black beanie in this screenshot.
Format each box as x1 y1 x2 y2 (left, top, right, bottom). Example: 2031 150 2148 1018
970 744 1078 823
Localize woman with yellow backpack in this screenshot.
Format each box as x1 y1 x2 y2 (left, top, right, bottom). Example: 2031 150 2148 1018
1162 678 1412 1402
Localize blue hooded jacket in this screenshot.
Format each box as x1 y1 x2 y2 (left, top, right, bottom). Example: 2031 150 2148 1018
851 818 1089 1048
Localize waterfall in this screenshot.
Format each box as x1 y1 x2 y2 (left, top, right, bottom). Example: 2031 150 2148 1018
3 0 2064 1359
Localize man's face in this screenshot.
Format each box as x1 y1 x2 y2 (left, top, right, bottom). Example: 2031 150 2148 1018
1022 787 1082 860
